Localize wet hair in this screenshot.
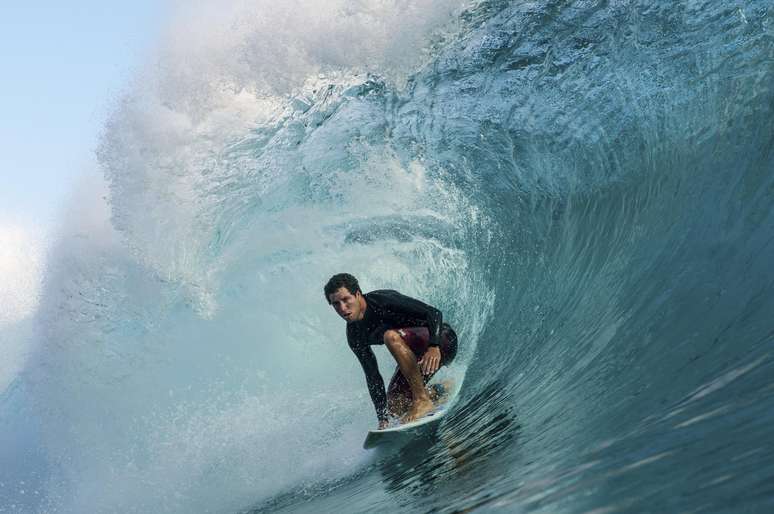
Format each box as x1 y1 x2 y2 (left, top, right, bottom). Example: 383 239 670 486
324 273 362 303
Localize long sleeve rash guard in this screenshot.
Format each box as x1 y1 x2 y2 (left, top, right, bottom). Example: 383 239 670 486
346 289 443 423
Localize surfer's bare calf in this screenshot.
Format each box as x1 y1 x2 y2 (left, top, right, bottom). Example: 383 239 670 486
383 330 435 422
387 378 449 419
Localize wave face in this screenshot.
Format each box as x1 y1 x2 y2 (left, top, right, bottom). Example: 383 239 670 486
3 1 774 512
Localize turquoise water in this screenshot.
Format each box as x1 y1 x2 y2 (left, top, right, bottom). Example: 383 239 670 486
2 1 773 512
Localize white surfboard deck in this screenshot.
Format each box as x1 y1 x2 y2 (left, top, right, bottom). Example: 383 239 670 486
363 382 458 449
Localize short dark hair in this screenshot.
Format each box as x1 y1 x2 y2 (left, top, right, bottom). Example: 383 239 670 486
324 273 361 302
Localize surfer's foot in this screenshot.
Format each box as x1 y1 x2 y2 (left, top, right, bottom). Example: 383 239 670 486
403 397 434 423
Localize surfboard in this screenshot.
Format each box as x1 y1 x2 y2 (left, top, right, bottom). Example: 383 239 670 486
363 403 450 449
362 381 458 449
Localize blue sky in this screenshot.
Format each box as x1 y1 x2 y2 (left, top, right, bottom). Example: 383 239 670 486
0 1 167 231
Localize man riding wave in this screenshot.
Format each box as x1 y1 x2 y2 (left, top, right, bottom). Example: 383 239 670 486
325 273 458 429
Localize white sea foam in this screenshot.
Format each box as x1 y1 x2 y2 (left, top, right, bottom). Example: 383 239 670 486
0 221 43 326
19 2 490 513
0 221 44 394
99 0 470 316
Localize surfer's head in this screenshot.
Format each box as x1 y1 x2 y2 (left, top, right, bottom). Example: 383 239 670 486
325 273 366 323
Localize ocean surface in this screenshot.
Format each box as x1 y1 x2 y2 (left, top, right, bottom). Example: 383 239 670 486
2 1 774 512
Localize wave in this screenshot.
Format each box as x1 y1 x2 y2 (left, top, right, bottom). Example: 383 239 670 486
2 1 773 513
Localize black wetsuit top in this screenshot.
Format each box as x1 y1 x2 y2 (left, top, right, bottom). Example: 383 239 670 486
347 289 442 423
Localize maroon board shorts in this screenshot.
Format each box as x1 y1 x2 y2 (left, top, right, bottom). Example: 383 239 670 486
386 323 458 409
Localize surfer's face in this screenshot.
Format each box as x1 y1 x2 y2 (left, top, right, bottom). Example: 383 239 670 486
328 287 365 322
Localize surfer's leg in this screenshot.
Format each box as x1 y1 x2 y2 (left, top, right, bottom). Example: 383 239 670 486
401 325 458 371
439 324 458 366
387 370 448 419
386 368 412 417
385 326 459 420
383 329 434 422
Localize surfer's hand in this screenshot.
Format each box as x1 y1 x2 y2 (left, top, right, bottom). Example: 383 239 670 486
419 346 441 375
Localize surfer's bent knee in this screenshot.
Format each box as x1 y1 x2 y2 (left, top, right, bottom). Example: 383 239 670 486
383 329 404 347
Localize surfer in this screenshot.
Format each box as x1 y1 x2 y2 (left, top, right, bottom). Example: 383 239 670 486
324 273 458 429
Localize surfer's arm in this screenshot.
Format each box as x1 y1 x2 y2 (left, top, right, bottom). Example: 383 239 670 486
351 346 389 424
